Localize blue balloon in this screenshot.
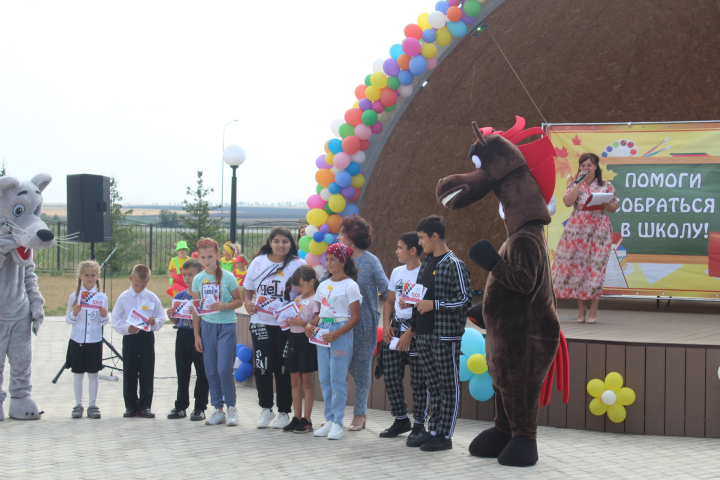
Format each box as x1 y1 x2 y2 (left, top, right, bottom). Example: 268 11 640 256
329 182 341 194
390 43 404 60
298 249 307 259
409 55 427 76
447 20 467 37
398 70 414 85
313 231 325 242
340 204 360 218
469 372 494 401
234 369 247 383
461 328 485 355
335 171 352 188
328 138 343 154
238 346 252 362
238 362 253 377
236 344 243 358
422 29 437 43
346 162 361 176
459 354 472 382
323 233 335 244
435 0 449 14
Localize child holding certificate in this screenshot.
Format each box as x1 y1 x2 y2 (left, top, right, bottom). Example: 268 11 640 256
64 260 109 419
305 243 362 440
165 258 208 421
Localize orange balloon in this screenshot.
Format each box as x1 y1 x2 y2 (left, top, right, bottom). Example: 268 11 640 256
354 84 366 101
397 54 411 70
404 24 423 40
351 188 362 201
315 169 335 188
324 140 330 154
446 6 462 22
327 214 343 234
345 108 363 126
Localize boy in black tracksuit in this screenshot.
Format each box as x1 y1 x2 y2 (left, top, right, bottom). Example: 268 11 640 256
406 215 471 452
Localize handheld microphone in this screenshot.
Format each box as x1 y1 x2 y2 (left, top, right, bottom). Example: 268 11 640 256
574 171 588 184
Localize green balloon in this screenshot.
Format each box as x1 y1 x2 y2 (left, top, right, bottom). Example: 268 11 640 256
324 203 334 214
364 74 372 87
387 76 400 90
299 236 312 252
361 109 378 126
463 0 481 17
385 105 396 112
316 184 323 194
339 123 355 139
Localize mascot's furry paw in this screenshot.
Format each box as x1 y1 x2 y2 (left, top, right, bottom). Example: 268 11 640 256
469 427 512 458
9 396 42 420
31 301 44 335
497 435 538 467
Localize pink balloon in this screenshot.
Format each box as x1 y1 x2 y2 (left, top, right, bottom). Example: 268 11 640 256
305 253 320 267
333 152 351 170
402 37 421 57
354 123 372 140
307 194 325 210
427 56 438 70
371 101 385 114
449 0 460 5
370 121 384 134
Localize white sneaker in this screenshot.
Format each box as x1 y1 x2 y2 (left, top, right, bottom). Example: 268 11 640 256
314 420 333 437
205 408 226 425
256 408 276 428
328 422 344 440
273 412 290 429
226 406 239 426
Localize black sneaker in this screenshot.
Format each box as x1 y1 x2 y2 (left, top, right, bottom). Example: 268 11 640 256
190 410 206 421
420 435 453 452
407 431 434 448
167 408 186 419
379 417 412 438
123 409 137 418
294 418 313 434
136 409 156 418
406 423 427 446
283 416 301 432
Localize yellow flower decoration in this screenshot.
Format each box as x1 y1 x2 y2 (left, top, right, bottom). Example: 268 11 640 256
587 372 636 423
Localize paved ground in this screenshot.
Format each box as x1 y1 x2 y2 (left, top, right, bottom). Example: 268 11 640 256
2 317 720 480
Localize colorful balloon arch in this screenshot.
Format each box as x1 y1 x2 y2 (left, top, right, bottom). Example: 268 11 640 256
301 0 486 274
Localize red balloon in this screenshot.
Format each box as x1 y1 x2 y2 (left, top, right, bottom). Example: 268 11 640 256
380 88 398 107
344 108 363 126
354 84 366 101
359 139 370 151
404 24 422 40
351 188 362 201
342 136 360 155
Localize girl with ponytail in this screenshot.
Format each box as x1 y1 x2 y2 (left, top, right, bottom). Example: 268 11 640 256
190 237 244 426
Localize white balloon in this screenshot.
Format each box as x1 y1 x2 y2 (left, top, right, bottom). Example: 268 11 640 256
314 265 327 278
330 118 343 137
398 84 414 98
601 390 617 406
305 225 319 237
320 188 332 201
351 150 366 164
331 166 340 174
428 11 447 29
372 58 385 73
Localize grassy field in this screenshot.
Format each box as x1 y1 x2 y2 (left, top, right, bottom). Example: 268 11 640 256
37 273 174 316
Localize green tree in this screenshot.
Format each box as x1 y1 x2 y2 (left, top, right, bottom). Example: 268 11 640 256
158 208 179 225
0 160 7 176
181 170 223 249
94 177 145 273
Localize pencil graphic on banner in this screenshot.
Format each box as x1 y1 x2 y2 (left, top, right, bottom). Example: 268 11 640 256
646 146 672 157
642 137 670 157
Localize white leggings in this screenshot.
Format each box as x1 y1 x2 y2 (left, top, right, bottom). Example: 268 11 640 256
74 373 99 407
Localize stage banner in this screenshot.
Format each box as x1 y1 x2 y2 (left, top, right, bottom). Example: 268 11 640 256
547 122 720 298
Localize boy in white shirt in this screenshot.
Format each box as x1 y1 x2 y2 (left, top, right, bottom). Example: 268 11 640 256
112 264 167 418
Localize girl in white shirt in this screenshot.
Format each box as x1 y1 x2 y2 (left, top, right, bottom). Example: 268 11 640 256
65 260 109 419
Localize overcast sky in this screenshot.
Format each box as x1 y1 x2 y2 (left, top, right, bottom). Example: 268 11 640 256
0 0 425 205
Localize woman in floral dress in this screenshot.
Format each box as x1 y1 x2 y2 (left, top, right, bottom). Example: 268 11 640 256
551 153 618 324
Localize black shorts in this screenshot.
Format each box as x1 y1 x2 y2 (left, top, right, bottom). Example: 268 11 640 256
65 339 103 374
285 332 317 374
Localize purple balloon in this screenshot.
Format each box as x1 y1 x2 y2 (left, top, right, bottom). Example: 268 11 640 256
340 186 355 199
359 98 372 111
371 101 385 114
383 58 400 77
370 121 384 134
320 253 327 266
319 224 330 234
316 155 330 169
461 11 475 25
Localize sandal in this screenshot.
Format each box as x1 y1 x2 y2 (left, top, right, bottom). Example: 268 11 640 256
349 415 366 431
587 315 597 324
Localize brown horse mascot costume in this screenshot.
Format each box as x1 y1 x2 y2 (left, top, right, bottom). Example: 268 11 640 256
436 117 568 467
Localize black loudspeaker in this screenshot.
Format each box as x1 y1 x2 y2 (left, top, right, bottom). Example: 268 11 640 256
67 174 112 243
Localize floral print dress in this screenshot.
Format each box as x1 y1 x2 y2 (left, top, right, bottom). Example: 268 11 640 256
551 179 618 300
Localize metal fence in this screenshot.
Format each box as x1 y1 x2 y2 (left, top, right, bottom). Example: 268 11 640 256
36 221 304 273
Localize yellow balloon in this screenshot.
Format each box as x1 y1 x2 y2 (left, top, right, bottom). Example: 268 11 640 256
306 208 328 227
309 240 329 256
351 174 366 188
586 379 605 398
353 100 359 108
467 353 488 375
417 12 431 30
421 42 438 59
370 72 388 89
605 372 623 392
616 387 636 406
328 194 346 214
436 26 452 46
588 398 607 416
325 152 335 165
607 404 627 423
365 86 381 101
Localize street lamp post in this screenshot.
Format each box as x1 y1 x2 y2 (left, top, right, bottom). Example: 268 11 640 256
221 119 238 217
223 144 246 243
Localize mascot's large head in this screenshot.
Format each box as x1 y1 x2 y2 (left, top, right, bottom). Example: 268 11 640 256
436 116 556 235
0 174 55 265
